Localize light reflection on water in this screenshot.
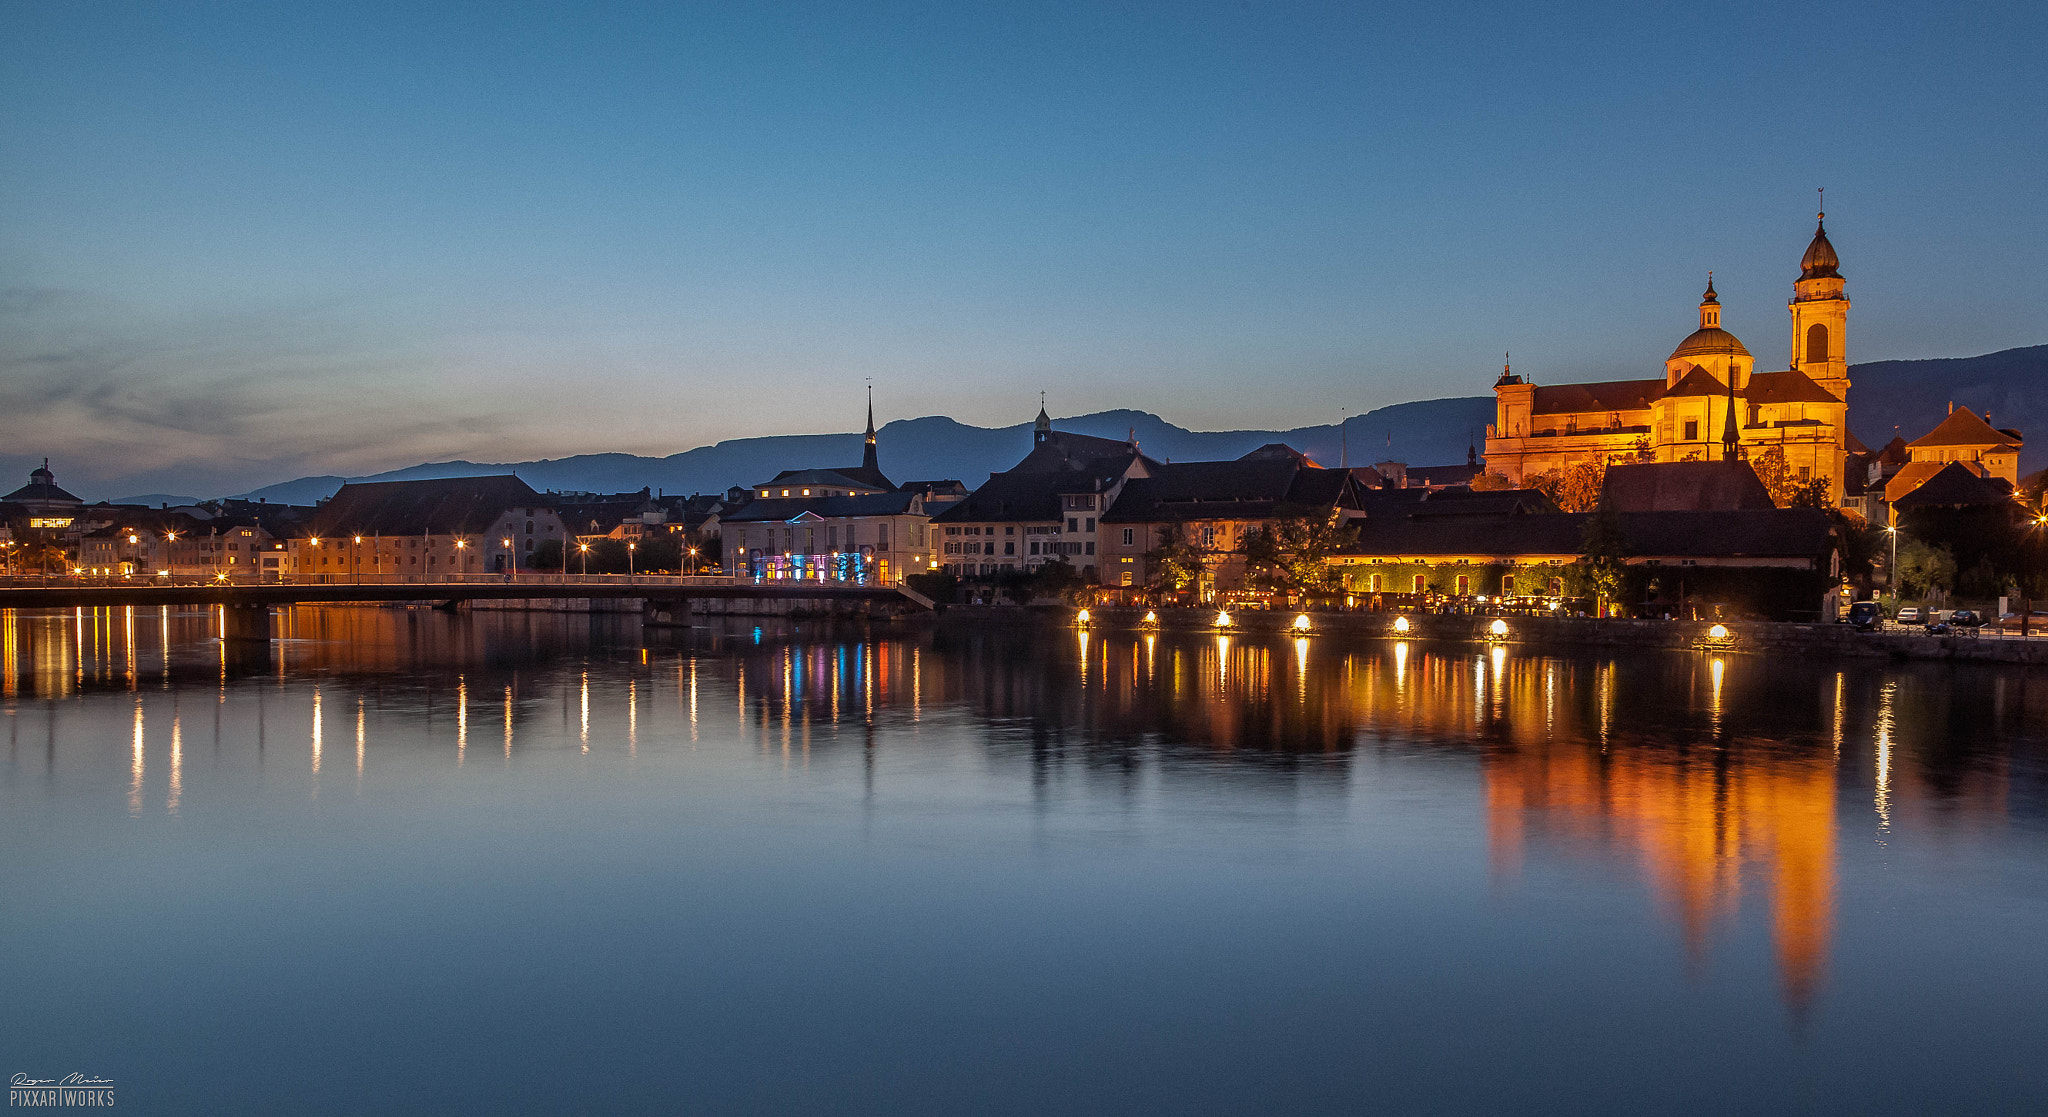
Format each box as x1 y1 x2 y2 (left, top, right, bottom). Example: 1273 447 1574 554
3 605 2048 1114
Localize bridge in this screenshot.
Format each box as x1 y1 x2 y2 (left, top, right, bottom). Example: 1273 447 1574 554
0 575 932 643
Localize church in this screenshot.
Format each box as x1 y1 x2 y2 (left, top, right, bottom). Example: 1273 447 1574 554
1484 212 1853 504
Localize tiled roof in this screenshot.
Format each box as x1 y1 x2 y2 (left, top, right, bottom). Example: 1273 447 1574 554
1657 366 1730 400
1889 462 2016 509
1531 379 1662 415
306 476 548 538
718 491 925 524
1907 405 2021 449
1745 369 1843 405
1101 459 1358 524
1600 461 1776 512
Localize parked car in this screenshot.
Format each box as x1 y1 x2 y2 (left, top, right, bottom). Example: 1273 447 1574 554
1846 601 1884 631
1895 606 1922 624
1950 609 1985 629
1994 612 2048 634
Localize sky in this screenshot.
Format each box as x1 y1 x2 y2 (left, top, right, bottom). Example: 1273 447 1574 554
4 0 2045 498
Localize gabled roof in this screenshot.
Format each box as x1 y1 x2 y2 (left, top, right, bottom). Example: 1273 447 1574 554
759 468 892 493
1600 461 1776 513
1657 365 1729 400
1404 463 1485 487
1100 459 1360 524
1889 462 2016 509
2 467 82 507
1876 436 1911 465
718 490 925 524
1238 443 1322 466
1908 405 2022 449
1844 430 1873 456
1006 430 1149 475
1745 369 1843 405
306 476 548 538
1531 379 1661 415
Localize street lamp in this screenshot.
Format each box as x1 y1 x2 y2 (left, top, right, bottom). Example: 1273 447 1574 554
504 537 516 578
1885 524 1899 601
687 546 698 575
353 535 364 583
627 541 636 576
455 538 467 577
578 542 590 577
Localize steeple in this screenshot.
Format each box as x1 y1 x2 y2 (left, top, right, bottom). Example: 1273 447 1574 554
1789 191 1851 404
1699 273 1721 329
862 385 879 475
1722 354 1741 462
1034 392 1052 445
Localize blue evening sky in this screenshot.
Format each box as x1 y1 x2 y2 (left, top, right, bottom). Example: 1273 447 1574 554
3 1 2044 494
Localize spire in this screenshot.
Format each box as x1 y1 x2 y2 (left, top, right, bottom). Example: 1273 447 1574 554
1722 354 1741 461
862 385 879 475
1467 430 1477 466
1799 194 1840 280
1495 351 1521 386
1034 391 1052 444
1699 272 1722 329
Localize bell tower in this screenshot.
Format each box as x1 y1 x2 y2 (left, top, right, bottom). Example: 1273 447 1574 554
1789 202 1850 402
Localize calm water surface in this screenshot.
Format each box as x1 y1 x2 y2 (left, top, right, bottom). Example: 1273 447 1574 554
4 606 2047 1114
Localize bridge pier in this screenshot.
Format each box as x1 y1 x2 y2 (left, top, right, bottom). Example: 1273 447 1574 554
220 603 274 643
644 597 694 627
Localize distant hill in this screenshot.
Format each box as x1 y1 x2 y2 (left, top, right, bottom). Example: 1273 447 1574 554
227 345 2048 506
109 493 203 508
236 397 1498 505
1841 345 2048 468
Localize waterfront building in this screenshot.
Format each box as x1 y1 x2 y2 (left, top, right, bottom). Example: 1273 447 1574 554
1096 448 1367 598
294 475 566 577
1596 460 1777 513
1882 404 2024 508
1484 213 1855 504
930 406 1154 579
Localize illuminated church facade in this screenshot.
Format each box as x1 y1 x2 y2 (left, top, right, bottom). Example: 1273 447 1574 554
1484 214 1853 504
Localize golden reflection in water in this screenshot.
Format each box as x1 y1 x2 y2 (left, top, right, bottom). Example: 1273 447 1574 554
129 700 144 818
1294 637 1310 702
456 678 468 765
1597 661 1614 747
1831 672 1844 758
1393 641 1408 691
167 711 182 817
504 685 515 759
1708 656 1726 737
2 610 16 700
311 688 323 780
580 671 590 752
356 698 366 784
1077 629 1091 687
124 606 136 690
688 661 699 742
912 646 921 721
628 678 638 757
1483 655 1837 1014
159 605 171 686
1143 634 1156 684
1215 635 1230 689
1874 680 1895 832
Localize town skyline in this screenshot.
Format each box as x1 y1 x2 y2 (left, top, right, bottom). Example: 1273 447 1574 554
6 3 2047 497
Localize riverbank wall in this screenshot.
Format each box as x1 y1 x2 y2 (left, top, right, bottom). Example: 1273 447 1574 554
935 605 2048 667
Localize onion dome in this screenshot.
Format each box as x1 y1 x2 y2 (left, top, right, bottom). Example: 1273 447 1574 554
1800 212 1840 280
1670 327 1751 361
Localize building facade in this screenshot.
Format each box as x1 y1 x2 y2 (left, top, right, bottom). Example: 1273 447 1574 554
1485 214 1854 504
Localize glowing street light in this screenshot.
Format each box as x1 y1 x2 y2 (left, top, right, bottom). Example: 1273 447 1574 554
1393 616 1410 634
1292 613 1313 632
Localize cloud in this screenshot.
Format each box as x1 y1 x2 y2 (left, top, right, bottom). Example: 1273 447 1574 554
0 287 511 497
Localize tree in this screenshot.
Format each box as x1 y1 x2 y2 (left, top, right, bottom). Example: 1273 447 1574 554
530 538 564 572
1030 557 1092 603
1242 513 1357 595
1580 497 1630 613
1896 538 1956 600
1470 471 1515 492
1143 525 1205 596
1749 446 1832 509
1529 460 1607 513
1615 435 1656 464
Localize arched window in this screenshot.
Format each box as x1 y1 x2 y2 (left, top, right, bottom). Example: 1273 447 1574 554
1806 323 1830 364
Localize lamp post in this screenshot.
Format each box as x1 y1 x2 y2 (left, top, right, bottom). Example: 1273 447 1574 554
578 542 589 577
687 546 698 575
455 538 467 577
503 537 516 579
1885 524 1899 603
353 535 363 584
627 541 636 576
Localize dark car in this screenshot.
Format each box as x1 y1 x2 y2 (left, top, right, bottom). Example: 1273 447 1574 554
1949 609 1984 630
1846 601 1883 631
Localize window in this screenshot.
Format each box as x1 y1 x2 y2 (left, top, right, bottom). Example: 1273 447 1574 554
1068 517 1079 532
1806 322 1829 364
1502 574 1515 595
1201 527 1216 547
1370 574 1383 593
946 527 959 536
1029 541 1040 555
1004 542 1015 555
828 525 839 550
1413 574 1426 594
526 520 534 534
1085 542 1094 555
878 524 889 551
1005 526 1014 535
1085 517 1095 532
1455 575 1469 595
1683 419 1699 441
1121 528 1134 546
1120 570 1133 586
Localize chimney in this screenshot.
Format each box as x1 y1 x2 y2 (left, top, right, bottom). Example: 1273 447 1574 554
1949 401 1955 414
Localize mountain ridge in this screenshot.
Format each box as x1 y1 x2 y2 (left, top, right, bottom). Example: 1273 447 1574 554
224 344 2048 506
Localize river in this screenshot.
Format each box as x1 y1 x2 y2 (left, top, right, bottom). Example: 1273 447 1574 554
3 605 2046 1113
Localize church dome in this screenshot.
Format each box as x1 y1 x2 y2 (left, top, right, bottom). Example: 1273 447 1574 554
1669 327 1751 361
1800 213 1840 279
